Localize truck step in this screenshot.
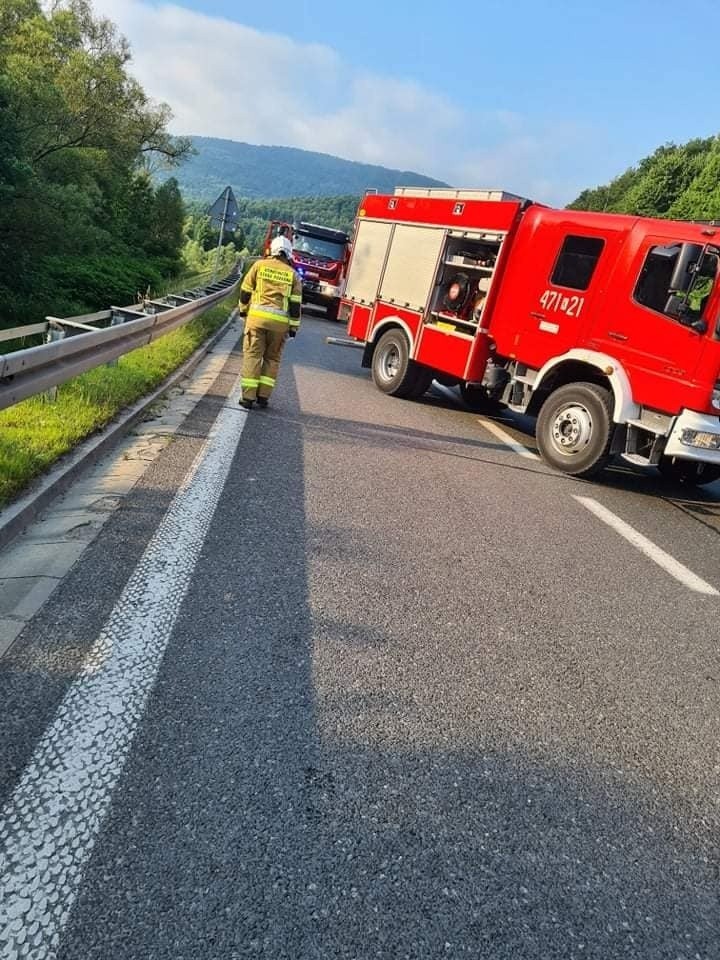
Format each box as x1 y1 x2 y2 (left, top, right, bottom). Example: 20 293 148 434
620 452 653 467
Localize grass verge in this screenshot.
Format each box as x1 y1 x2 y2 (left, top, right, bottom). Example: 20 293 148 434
0 300 234 509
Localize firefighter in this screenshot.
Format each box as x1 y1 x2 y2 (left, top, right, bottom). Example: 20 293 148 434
238 235 302 410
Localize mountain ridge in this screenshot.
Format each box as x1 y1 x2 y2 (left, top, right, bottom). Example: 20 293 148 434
163 136 449 200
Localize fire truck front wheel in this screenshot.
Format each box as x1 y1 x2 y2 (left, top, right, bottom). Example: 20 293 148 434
536 382 613 478
372 329 428 399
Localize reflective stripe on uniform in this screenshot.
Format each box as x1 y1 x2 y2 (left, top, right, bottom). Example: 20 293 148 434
248 307 290 324
250 303 287 318
258 375 275 387
288 318 300 328
241 377 259 388
290 294 302 303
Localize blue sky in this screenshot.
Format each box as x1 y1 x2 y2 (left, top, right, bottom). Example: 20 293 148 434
97 0 720 204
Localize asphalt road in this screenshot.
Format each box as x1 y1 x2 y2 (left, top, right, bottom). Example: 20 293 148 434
1 312 719 959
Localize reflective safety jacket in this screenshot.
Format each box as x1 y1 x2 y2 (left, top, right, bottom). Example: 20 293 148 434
240 256 302 331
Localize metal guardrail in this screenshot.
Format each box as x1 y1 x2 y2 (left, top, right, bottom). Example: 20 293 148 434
0 322 48 345
0 268 241 412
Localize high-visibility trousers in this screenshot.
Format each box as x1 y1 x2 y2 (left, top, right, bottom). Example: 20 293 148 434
240 320 288 400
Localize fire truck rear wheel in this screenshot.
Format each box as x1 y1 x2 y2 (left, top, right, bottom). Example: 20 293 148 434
407 368 434 399
536 382 613 477
658 456 720 487
372 329 425 398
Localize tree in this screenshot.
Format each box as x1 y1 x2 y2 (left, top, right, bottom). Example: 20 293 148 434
2 0 190 167
149 178 185 259
669 140 720 220
0 0 192 327
567 135 720 221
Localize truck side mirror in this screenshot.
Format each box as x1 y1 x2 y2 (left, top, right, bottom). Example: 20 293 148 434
669 242 704 293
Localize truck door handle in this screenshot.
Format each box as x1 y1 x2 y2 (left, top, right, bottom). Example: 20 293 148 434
529 311 545 319
608 331 628 341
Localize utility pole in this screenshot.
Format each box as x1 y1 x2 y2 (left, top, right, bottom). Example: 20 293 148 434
208 186 239 282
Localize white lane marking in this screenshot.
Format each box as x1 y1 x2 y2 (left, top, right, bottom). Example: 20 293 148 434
477 417 541 461
431 381 540 460
0 383 248 958
574 495 719 596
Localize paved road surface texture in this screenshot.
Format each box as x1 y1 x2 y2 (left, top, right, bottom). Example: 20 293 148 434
1 314 719 959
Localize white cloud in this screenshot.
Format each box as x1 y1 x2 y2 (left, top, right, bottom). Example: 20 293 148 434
94 0 597 204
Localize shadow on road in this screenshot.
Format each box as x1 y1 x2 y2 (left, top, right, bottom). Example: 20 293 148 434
52 366 719 960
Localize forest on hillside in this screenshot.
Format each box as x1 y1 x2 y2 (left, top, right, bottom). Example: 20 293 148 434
166 137 446 201
568 136 720 219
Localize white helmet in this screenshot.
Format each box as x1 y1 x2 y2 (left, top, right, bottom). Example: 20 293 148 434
270 235 293 259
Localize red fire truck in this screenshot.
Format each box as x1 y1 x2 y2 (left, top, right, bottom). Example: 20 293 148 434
263 220 350 321
339 187 720 485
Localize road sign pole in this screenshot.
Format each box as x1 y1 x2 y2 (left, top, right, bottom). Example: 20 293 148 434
212 188 231 282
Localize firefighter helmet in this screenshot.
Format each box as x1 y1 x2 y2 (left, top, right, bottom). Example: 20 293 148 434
270 235 293 259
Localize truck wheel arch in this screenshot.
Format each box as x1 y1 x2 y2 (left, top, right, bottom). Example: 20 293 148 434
362 317 416 368
528 350 639 423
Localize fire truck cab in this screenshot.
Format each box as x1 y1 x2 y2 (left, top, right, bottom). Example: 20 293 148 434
340 187 720 485
263 220 351 321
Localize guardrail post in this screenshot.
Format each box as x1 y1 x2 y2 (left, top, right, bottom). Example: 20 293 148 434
106 312 123 367
43 325 66 402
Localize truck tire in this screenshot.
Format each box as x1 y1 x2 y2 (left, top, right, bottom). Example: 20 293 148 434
407 368 434 399
371 328 425 398
325 300 340 322
658 456 720 487
536 382 613 477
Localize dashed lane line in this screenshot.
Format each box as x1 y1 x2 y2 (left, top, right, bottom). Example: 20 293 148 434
574 495 719 596
431 382 541 461
0 385 248 959
469 404 718 594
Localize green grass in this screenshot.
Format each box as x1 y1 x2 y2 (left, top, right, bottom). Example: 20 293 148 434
0 299 235 508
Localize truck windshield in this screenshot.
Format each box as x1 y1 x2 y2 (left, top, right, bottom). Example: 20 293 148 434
293 235 345 261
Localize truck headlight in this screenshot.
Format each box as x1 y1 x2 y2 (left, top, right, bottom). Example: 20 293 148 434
680 428 720 450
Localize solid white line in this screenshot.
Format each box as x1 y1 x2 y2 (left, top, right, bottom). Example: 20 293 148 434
574 495 719 596
477 417 541 461
0 383 248 958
